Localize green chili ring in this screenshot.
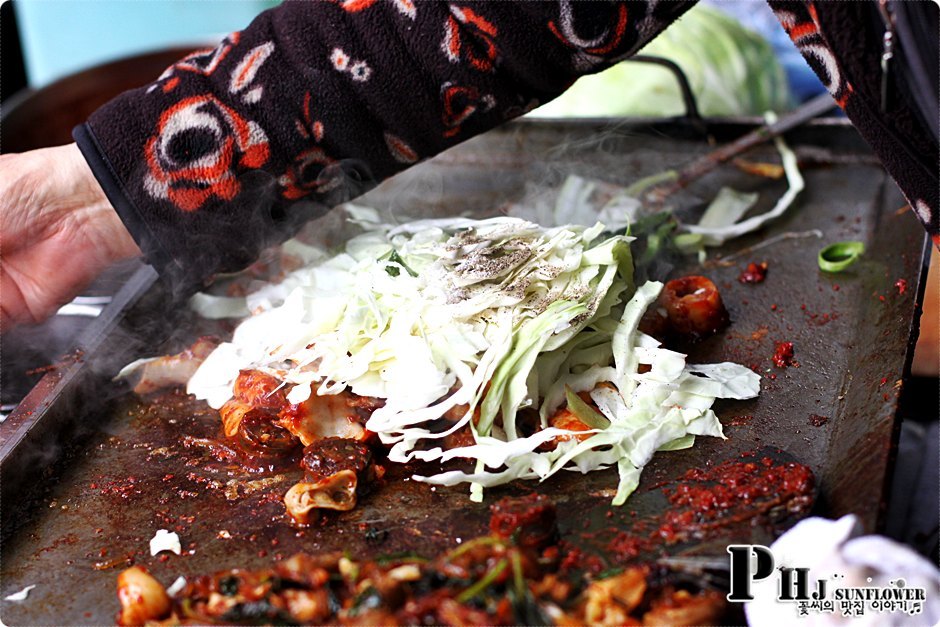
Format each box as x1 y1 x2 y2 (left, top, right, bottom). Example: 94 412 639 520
818 241 865 272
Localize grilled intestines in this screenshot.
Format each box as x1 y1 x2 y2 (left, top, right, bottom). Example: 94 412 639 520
116 495 728 625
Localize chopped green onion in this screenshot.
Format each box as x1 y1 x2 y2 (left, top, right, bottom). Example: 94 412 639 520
594 567 625 580
639 219 677 265
511 551 525 599
623 169 678 197
627 211 671 237
672 232 704 254
382 250 417 277
179 598 200 619
374 551 429 565
565 386 611 430
348 587 383 616
446 536 503 562
818 241 865 272
456 559 508 604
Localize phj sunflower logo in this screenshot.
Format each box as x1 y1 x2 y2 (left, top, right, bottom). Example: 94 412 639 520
727 545 927 618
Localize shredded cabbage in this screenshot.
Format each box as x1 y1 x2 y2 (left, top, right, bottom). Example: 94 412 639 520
187 212 759 504
505 112 804 258
681 112 805 245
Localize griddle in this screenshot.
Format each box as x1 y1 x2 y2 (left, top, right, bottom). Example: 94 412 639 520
0 117 928 625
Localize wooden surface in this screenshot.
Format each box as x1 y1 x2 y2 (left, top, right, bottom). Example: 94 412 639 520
913 250 939 377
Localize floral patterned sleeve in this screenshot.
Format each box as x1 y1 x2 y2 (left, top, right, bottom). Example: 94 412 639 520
73 0 695 286
768 0 938 246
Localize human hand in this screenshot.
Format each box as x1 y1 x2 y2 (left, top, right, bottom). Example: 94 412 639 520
1 143 141 332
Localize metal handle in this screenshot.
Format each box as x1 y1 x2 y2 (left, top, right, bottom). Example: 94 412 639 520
627 54 705 133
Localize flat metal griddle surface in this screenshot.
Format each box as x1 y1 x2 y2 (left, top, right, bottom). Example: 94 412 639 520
0 120 927 625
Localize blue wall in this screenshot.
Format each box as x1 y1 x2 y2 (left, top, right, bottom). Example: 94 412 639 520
16 0 279 87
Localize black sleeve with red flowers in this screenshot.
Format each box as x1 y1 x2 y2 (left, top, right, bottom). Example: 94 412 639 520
75 0 939 288
74 0 695 287
767 0 938 247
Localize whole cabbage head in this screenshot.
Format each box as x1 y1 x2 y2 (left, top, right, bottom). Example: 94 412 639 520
529 5 792 118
